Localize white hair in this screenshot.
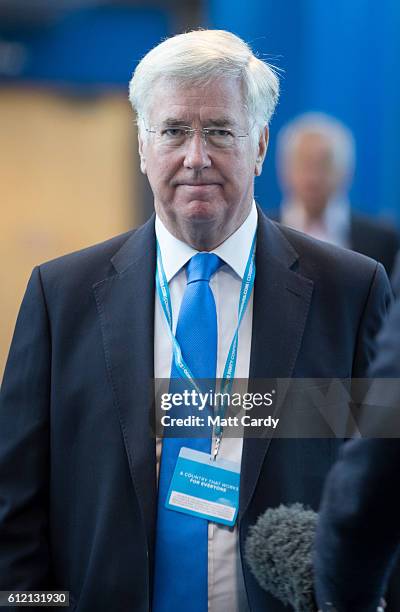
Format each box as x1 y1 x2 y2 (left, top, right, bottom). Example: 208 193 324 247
276 112 356 180
129 29 280 140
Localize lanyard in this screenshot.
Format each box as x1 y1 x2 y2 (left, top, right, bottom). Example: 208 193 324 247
156 233 256 458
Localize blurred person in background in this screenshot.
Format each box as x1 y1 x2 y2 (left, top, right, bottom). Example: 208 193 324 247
273 113 400 277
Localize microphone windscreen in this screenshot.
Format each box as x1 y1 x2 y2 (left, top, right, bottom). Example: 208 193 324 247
245 503 318 612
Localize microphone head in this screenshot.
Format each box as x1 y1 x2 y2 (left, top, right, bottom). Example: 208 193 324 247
245 503 318 612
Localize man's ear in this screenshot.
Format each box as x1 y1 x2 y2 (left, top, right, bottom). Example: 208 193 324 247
254 126 269 177
138 131 147 175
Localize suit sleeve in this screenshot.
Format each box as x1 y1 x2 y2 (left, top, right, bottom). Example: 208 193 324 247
0 267 53 589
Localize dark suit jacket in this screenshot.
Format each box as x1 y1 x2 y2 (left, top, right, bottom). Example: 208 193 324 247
315 295 400 612
269 208 400 277
0 211 392 612
391 250 400 297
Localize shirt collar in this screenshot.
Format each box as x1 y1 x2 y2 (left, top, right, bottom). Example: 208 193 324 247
155 200 258 282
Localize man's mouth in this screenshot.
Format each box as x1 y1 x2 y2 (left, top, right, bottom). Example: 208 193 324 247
177 182 220 187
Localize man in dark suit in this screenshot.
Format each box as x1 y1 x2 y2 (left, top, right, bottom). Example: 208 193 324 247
314 295 400 612
0 30 393 612
273 113 399 276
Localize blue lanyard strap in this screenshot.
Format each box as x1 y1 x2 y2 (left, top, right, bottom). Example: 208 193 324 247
155 233 257 437
156 242 199 388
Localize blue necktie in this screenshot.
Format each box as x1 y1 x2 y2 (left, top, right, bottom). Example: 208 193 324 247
153 253 222 612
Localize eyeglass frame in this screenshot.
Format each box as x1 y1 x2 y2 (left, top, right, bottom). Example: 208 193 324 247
144 124 252 148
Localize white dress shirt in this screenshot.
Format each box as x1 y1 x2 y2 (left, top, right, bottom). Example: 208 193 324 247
154 202 257 612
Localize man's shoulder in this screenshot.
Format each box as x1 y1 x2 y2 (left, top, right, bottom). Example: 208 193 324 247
261 208 385 279
267 215 381 281
270 220 393 345
45 229 134 265
37 229 134 286
38 215 155 282
30 215 155 305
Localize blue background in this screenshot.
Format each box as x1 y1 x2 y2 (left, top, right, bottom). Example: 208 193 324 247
1 1 399 224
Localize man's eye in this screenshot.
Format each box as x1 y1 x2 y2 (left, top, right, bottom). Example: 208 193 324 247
207 129 233 138
162 128 186 137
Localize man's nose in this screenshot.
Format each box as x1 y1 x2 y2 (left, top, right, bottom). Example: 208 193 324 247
183 132 212 170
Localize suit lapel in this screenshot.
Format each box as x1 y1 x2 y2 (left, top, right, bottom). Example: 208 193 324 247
240 212 314 518
93 216 157 554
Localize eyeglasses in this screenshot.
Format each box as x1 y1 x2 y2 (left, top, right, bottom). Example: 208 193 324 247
145 125 250 149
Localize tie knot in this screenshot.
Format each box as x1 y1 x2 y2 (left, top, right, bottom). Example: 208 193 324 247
186 253 222 284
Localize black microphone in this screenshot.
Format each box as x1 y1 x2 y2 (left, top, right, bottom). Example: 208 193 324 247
245 503 318 612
